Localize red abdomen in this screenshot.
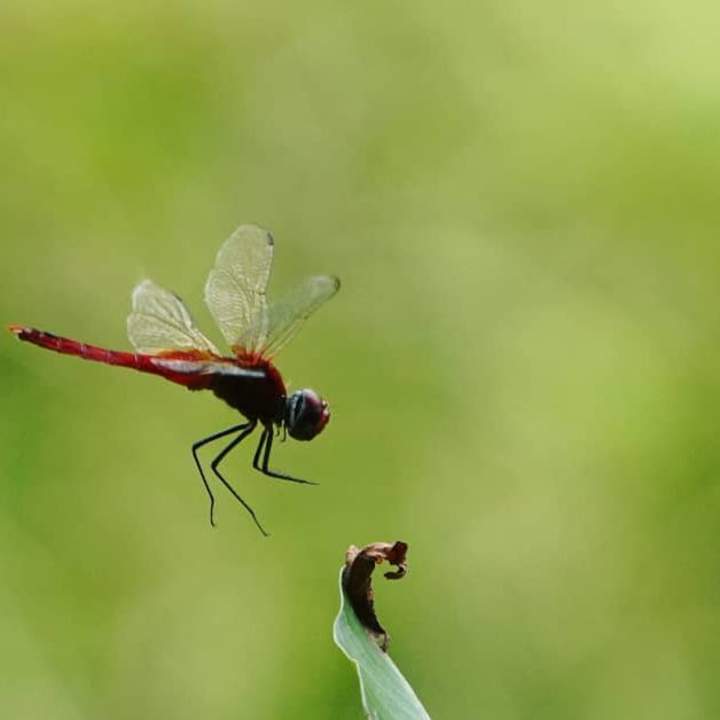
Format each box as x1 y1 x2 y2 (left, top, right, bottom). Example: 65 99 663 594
8 325 214 390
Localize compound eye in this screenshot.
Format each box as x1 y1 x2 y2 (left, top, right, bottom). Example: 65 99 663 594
286 389 330 441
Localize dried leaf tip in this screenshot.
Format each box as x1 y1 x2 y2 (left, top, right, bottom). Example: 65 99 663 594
342 541 409 652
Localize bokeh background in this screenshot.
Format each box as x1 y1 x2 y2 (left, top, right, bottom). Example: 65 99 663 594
2 1 720 718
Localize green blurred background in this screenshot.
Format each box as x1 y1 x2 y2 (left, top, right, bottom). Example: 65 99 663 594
2 1 720 718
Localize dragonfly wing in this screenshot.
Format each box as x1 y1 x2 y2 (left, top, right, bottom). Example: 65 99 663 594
249 275 340 358
127 279 220 355
204 224 274 352
150 357 265 379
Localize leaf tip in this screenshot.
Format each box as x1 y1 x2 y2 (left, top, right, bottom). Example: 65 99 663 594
342 540 409 652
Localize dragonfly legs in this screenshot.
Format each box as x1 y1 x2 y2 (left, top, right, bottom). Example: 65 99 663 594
192 420 269 534
252 426 318 485
191 421 313 534
191 422 248 528
209 421 270 537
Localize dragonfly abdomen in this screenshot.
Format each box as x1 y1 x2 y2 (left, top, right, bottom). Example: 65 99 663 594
8 325 212 390
9 325 135 363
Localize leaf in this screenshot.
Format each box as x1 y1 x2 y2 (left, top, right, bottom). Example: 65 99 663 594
332 541 431 720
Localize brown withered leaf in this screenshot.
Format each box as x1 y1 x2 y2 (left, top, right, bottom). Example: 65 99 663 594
341 541 408 652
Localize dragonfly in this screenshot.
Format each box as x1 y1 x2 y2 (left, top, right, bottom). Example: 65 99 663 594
8 224 340 535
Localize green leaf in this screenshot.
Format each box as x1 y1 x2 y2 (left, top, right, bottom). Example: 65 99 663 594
333 568 431 719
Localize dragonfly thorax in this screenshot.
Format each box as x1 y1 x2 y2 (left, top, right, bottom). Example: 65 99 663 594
285 389 330 441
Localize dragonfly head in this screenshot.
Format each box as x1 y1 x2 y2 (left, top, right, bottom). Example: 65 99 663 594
285 389 331 441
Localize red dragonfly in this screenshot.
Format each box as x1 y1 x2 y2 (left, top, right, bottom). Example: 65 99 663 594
9 225 340 535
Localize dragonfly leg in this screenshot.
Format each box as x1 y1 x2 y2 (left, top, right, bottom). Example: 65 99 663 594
253 426 318 485
252 427 268 469
210 421 270 536
192 423 250 527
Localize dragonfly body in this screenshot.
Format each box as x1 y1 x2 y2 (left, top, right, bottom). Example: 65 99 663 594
9 225 339 534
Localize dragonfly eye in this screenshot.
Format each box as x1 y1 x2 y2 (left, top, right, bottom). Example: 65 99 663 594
286 389 330 441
